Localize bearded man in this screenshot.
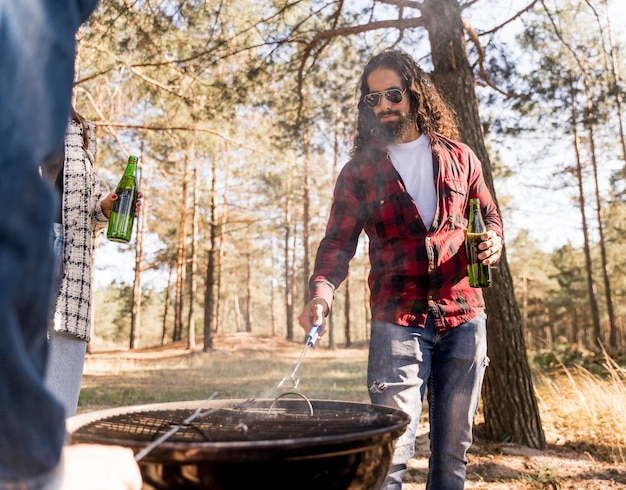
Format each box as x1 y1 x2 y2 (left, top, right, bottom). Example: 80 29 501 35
298 49 503 490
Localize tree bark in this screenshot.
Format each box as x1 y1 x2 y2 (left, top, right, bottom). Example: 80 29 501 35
203 155 218 352
215 156 229 335
187 161 198 350
568 76 602 351
174 152 188 342
245 215 253 333
423 0 546 448
303 126 311 309
163 264 173 346
581 56 615 349
284 191 294 341
271 241 277 337
130 154 146 349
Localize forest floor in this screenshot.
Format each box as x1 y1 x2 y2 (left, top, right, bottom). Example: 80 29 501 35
80 333 626 489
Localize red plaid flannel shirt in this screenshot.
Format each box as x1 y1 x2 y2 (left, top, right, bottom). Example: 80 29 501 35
310 135 503 332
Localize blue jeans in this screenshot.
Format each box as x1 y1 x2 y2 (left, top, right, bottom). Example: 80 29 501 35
0 0 98 487
50 223 65 292
367 313 488 490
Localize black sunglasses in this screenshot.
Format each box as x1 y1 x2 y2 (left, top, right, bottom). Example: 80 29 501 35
362 88 407 109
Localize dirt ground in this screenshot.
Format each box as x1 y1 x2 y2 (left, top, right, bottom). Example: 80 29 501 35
82 333 626 489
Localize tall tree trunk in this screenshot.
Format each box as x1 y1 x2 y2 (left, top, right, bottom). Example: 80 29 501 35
599 0 626 165
203 155 218 352
245 218 253 333
271 240 277 337
130 153 146 349
174 152 188 342
290 226 298 339
302 126 311 308
284 191 294 341
588 14 625 331
244 190 253 333
215 161 228 334
521 268 531 350
327 110 342 350
423 0 545 448
568 76 602 351
583 70 613 349
162 263 173 346
232 295 242 332
187 161 198 350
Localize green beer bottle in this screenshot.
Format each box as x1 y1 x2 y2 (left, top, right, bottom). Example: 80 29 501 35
465 198 492 288
107 155 139 243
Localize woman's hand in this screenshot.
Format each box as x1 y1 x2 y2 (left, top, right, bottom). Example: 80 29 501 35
101 192 143 219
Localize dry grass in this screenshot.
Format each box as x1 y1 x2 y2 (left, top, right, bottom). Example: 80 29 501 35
535 353 626 464
79 333 371 411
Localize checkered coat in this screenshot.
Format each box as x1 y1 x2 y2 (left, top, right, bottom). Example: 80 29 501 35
52 119 109 341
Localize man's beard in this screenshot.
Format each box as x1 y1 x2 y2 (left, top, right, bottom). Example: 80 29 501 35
373 112 415 144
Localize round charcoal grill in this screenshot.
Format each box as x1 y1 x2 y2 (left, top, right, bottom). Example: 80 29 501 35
67 397 410 490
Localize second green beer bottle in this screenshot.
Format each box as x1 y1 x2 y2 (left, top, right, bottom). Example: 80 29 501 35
465 197 492 288
107 155 139 243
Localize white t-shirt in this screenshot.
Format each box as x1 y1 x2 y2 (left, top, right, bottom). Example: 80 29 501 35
387 134 436 229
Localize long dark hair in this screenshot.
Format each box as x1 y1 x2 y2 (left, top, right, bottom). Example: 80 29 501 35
71 106 90 150
352 49 459 156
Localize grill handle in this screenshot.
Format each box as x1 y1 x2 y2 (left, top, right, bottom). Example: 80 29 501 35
305 325 322 347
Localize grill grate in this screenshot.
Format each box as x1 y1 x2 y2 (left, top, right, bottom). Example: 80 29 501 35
71 402 395 444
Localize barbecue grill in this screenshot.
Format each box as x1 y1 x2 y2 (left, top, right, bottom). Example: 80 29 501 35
67 396 410 490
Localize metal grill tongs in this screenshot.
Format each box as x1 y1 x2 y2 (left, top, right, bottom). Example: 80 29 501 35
277 325 323 390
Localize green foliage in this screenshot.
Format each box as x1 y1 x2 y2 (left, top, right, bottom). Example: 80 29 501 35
93 283 162 346
507 223 626 354
93 282 133 342
496 0 626 354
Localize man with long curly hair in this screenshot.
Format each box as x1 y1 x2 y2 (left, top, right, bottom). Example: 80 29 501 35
298 49 503 489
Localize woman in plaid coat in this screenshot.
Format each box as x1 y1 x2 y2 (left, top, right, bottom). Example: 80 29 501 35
43 107 141 417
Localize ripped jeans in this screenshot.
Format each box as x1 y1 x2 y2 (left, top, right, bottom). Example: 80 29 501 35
367 312 488 490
